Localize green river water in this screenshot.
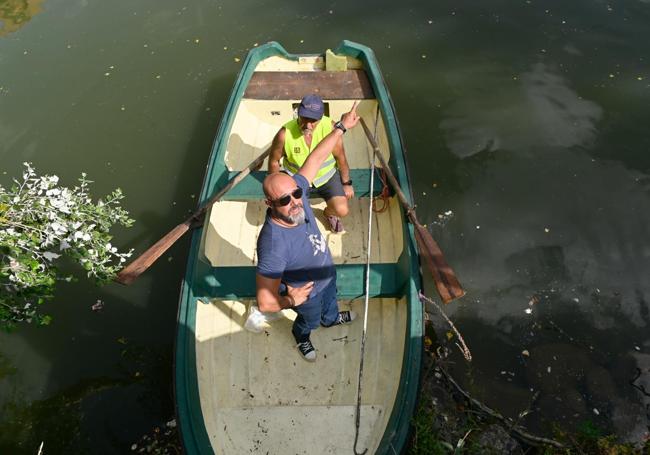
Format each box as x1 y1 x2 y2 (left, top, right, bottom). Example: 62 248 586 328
1 0 649 452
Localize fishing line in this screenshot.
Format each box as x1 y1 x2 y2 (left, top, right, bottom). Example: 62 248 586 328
353 106 380 455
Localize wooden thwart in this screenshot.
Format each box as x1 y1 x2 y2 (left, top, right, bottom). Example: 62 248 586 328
244 70 375 100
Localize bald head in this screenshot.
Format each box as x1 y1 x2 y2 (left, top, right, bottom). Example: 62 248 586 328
263 172 296 200
262 173 306 226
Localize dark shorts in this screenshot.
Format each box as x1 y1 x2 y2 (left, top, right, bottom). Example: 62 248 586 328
309 169 345 200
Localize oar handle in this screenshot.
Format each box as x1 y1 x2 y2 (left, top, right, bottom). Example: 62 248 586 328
359 118 465 303
115 149 271 285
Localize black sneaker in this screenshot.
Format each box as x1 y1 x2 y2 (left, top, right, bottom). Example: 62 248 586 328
296 338 316 361
330 310 357 326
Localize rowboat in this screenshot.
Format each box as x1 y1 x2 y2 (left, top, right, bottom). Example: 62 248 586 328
175 41 423 454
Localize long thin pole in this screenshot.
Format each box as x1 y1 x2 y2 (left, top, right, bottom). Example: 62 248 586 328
115 149 271 285
353 110 380 455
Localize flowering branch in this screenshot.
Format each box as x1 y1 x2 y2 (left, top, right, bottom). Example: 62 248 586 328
0 163 135 329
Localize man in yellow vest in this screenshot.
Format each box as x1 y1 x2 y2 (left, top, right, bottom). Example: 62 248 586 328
266 94 353 233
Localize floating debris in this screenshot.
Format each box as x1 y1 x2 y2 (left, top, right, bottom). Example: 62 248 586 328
525 308 533 314
522 350 530 357
593 408 600 415
91 300 104 312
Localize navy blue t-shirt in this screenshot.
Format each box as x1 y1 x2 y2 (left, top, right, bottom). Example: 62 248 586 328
256 173 335 297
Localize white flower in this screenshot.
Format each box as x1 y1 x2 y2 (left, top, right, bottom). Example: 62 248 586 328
82 233 91 241
60 240 71 250
74 231 84 240
43 252 61 261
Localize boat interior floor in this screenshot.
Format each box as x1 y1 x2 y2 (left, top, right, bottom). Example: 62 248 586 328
194 296 407 455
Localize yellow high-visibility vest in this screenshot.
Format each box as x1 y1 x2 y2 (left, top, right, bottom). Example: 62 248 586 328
282 116 336 187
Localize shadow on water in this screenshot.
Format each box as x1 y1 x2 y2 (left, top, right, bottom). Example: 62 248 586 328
0 72 236 453
431 239 650 444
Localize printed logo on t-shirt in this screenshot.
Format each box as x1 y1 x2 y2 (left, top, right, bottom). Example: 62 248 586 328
308 233 327 256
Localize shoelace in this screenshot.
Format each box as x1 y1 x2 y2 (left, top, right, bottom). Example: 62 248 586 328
297 340 314 352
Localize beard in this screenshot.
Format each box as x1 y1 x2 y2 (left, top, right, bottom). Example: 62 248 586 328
273 203 306 225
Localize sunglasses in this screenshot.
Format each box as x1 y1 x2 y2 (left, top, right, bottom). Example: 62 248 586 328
270 187 303 207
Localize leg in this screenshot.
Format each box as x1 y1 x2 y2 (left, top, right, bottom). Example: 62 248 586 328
324 195 349 218
319 280 340 327
291 297 322 342
313 172 349 232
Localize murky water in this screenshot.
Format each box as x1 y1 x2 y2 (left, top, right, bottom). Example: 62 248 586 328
1 0 649 452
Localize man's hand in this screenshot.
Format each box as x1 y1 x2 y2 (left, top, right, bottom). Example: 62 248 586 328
343 184 354 200
287 281 314 307
340 101 360 130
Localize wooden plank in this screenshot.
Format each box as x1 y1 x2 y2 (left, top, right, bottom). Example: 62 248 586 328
244 70 375 100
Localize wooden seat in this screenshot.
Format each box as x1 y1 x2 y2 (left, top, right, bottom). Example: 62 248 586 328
244 70 375 100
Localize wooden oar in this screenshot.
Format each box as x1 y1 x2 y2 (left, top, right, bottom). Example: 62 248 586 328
115 149 271 285
360 118 465 303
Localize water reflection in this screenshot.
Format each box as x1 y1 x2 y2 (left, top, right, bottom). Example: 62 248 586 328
440 62 603 158
0 0 46 37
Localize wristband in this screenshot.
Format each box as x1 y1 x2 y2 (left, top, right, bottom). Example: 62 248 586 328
341 180 353 186
333 121 347 134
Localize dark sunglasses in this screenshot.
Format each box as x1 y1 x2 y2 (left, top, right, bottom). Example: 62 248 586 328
270 187 303 207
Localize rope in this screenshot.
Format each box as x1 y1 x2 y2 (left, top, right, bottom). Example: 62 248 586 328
372 168 390 213
353 110 380 455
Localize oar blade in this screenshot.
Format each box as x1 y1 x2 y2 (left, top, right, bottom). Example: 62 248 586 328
414 223 465 304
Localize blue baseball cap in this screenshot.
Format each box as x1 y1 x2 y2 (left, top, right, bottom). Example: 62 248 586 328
297 94 324 120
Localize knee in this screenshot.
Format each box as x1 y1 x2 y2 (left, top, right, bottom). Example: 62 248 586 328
333 202 349 218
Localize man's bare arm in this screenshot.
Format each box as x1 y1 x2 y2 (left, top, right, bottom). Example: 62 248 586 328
299 102 360 185
331 135 351 184
267 128 286 174
256 274 314 312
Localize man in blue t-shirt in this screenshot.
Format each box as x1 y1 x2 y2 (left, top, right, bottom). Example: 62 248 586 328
256 102 360 361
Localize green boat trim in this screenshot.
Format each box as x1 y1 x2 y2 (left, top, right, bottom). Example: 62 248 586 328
175 41 423 454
